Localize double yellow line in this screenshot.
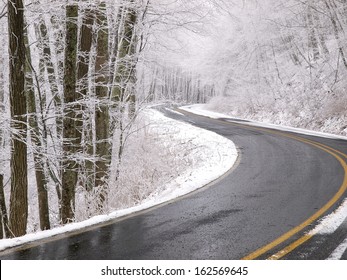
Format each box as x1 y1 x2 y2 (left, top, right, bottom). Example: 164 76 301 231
222 122 347 260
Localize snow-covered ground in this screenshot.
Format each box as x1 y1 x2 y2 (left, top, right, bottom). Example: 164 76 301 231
0 108 237 252
181 104 347 140
181 104 347 260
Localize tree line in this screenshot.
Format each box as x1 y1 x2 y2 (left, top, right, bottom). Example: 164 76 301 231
0 0 142 238
185 0 347 134
0 0 219 238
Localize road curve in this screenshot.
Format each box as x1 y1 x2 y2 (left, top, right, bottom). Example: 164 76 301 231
1 108 347 260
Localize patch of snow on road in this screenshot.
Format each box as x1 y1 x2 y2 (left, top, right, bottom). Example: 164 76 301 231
327 236 347 260
310 198 347 235
0 108 237 252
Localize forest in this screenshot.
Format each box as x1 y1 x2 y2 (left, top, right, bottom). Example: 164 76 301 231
0 0 346 238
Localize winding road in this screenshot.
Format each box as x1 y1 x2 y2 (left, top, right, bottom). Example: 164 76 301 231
1 108 347 260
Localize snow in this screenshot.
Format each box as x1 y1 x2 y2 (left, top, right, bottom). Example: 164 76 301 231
0 108 238 252
309 199 347 236
327 237 347 260
311 197 347 259
181 104 347 141
309 197 347 260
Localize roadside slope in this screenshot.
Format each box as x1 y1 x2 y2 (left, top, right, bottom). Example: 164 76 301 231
0 108 237 253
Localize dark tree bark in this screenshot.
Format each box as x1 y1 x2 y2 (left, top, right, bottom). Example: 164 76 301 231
112 0 138 103
61 4 79 224
8 0 28 237
0 174 10 238
35 17 63 217
111 0 138 181
36 17 63 137
25 28 50 231
77 4 95 191
94 2 111 205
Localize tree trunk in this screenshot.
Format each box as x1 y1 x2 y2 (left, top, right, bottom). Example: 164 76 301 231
25 28 51 231
313 12 329 58
0 175 3 239
111 0 139 183
94 2 110 206
0 39 4 150
0 174 10 238
36 17 63 137
306 2 320 61
8 0 28 237
61 4 79 224
111 0 138 103
35 18 64 217
77 5 95 191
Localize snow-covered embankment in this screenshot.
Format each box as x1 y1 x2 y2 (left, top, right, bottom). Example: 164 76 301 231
0 108 238 251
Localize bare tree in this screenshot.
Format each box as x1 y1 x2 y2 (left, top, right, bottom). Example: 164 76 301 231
0 174 10 238
8 0 28 237
111 0 139 181
77 2 95 191
25 26 51 231
61 3 79 224
94 2 111 201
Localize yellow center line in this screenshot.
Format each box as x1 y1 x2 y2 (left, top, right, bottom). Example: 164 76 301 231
296 137 347 159
267 234 313 260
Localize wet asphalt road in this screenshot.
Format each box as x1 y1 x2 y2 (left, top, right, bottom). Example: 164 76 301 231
1 108 347 260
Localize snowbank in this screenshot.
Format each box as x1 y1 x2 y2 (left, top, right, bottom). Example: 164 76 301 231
181 104 347 140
